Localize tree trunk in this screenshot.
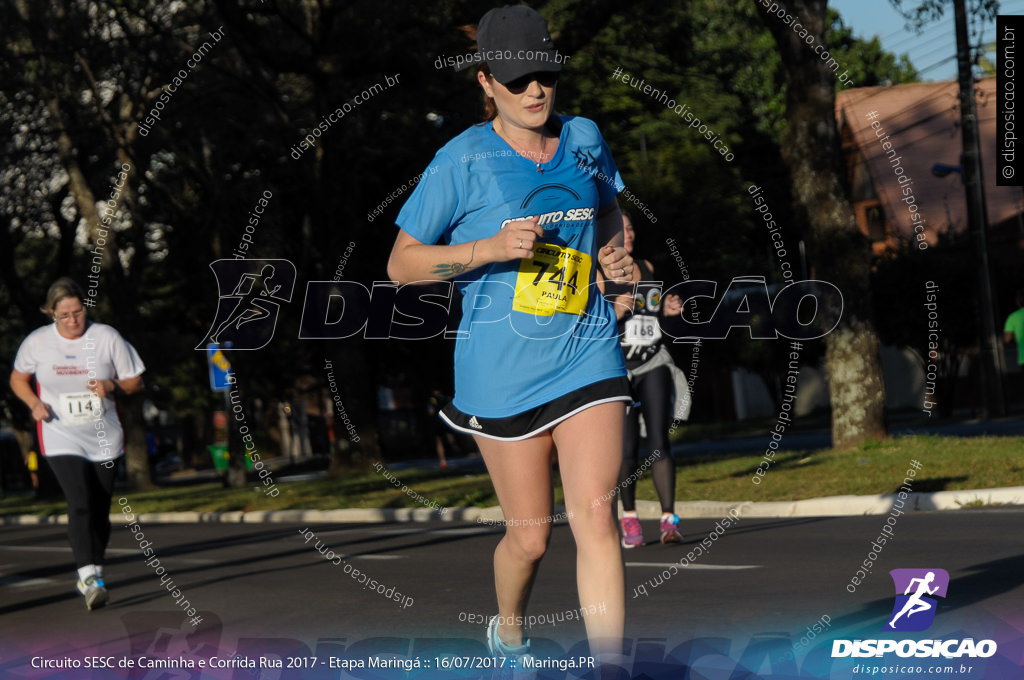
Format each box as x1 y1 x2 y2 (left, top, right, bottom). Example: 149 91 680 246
119 397 153 490
756 0 887 448
226 383 248 488
12 0 155 478
324 340 376 474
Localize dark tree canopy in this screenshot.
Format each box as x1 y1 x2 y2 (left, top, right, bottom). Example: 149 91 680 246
1 0 923 474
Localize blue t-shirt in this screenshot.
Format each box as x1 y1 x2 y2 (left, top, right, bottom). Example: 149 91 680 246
396 115 628 417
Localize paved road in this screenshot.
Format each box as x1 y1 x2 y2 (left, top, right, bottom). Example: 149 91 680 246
2 511 1022 678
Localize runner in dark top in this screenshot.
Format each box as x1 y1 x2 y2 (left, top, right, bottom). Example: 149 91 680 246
601 212 684 546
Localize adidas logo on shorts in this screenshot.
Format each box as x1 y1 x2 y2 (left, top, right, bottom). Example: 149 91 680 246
468 416 483 430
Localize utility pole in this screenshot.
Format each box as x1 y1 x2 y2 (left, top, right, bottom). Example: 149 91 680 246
954 0 1005 417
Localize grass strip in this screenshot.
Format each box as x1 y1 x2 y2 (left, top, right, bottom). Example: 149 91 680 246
1 435 1021 517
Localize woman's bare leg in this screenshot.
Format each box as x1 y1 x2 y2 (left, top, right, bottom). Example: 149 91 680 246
476 433 555 648
552 401 626 668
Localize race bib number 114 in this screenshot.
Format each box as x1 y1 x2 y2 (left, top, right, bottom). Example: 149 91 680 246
59 391 103 426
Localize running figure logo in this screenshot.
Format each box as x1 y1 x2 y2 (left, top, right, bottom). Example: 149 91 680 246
570 148 597 171
884 568 950 632
196 259 296 350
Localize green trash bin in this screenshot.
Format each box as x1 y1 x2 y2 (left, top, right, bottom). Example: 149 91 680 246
208 444 253 473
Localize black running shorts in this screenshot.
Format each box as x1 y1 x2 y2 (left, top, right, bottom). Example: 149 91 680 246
440 376 631 441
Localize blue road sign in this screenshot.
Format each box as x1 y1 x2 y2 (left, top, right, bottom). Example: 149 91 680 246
207 343 233 392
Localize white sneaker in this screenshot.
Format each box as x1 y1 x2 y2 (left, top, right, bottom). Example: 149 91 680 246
76 575 109 610
487 615 534 678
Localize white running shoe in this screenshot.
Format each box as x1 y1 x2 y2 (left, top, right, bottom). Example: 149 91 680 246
76 575 109 610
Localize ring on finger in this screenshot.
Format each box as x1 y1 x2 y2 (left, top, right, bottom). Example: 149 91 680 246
519 239 523 249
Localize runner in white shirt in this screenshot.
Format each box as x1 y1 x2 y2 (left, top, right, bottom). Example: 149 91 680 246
9 278 145 610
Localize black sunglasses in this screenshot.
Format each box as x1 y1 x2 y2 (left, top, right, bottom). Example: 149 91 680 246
500 71 559 94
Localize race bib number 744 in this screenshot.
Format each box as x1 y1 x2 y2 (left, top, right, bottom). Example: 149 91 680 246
512 243 591 316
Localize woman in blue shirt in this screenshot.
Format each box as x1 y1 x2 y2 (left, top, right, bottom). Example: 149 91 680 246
388 6 633 670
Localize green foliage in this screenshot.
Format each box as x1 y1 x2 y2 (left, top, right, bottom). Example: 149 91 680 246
826 8 919 87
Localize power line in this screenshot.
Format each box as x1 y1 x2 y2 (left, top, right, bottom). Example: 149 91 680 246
906 40 959 65
845 54 996 134
886 17 953 44
914 36 995 78
878 18 948 47
898 21 955 45
917 55 958 76
880 11 1003 67
846 83 959 139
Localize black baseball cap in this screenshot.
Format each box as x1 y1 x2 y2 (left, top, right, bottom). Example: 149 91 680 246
474 6 563 84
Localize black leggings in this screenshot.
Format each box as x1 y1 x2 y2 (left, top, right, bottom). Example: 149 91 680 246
618 365 676 513
47 455 117 568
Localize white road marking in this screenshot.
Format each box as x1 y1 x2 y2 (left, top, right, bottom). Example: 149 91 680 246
377 528 499 537
0 545 138 555
0 576 58 588
0 543 400 566
312 527 497 539
0 545 217 564
625 562 761 570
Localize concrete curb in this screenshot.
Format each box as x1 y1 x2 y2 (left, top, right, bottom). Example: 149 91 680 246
660 485 1024 518
2 487 1021 526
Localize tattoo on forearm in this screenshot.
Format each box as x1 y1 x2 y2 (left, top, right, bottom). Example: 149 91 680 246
432 241 477 278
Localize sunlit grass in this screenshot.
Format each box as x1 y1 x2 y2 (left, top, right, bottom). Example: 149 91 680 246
1 435 1020 516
